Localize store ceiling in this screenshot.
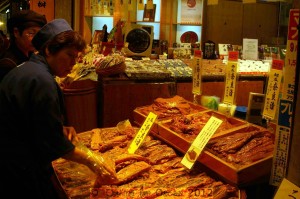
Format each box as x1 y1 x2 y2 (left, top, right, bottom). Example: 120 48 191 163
0 0 10 13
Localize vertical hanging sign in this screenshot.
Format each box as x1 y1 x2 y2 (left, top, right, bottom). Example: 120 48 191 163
146 0 154 9
282 9 299 101
138 0 144 10
262 59 284 120
269 9 299 187
128 0 134 11
223 51 239 105
192 50 203 95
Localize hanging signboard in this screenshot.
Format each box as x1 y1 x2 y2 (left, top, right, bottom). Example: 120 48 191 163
282 9 299 101
192 50 203 95
180 0 203 24
269 9 299 187
270 99 293 186
262 59 284 120
223 51 239 105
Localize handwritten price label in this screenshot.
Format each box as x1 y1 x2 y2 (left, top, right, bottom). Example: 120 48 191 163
128 112 157 154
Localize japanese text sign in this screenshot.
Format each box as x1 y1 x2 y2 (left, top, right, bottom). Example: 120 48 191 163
262 59 284 120
181 116 223 169
192 50 203 95
128 112 157 154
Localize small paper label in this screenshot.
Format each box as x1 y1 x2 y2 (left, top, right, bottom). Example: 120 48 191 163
228 51 239 61
181 116 223 169
128 112 157 154
243 38 258 60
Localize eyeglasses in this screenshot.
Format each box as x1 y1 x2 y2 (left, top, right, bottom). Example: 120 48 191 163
25 32 36 38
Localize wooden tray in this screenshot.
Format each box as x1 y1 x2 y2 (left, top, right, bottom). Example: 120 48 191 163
159 110 247 142
200 124 274 187
150 123 273 187
133 102 207 128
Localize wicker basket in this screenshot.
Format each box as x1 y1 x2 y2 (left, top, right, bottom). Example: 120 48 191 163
96 61 126 77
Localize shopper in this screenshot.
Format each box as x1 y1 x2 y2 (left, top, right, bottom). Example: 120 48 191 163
0 19 117 199
0 10 47 82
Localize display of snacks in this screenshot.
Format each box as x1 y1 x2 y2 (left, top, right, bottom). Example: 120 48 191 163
158 59 192 80
202 59 225 76
161 111 246 142
53 126 244 199
125 60 171 80
95 53 126 76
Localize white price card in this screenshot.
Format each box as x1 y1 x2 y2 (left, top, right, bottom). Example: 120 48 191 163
274 178 300 199
181 116 223 169
128 112 157 154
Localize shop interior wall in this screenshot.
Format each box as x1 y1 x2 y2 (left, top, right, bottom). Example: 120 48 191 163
202 0 280 48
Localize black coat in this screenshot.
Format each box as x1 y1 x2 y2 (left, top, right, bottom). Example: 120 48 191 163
0 54 74 199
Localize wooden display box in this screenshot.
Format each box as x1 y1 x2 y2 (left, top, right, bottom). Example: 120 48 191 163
199 124 274 187
159 110 247 142
133 102 207 133
156 123 273 186
133 102 207 123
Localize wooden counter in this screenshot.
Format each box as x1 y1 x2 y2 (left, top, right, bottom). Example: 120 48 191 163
97 75 266 127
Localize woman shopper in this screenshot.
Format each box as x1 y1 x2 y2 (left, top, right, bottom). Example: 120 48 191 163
0 10 47 82
0 19 117 199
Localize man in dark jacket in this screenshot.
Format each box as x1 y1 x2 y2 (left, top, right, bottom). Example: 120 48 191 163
0 10 47 82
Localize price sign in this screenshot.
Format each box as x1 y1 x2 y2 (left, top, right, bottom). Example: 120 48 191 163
181 116 223 169
223 52 239 105
146 0 154 9
138 0 144 10
192 50 203 95
128 112 157 154
262 59 283 120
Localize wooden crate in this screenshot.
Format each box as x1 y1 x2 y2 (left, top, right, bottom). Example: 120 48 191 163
199 124 274 187
151 121 273 187
159 110 247 142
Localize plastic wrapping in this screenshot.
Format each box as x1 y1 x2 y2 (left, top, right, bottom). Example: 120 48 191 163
75 142 118 185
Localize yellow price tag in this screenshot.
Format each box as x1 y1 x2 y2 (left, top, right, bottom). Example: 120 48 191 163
137 0 144 10
181 116 223 169
192 51 203 95
223 60 238 105
128 112 157 154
